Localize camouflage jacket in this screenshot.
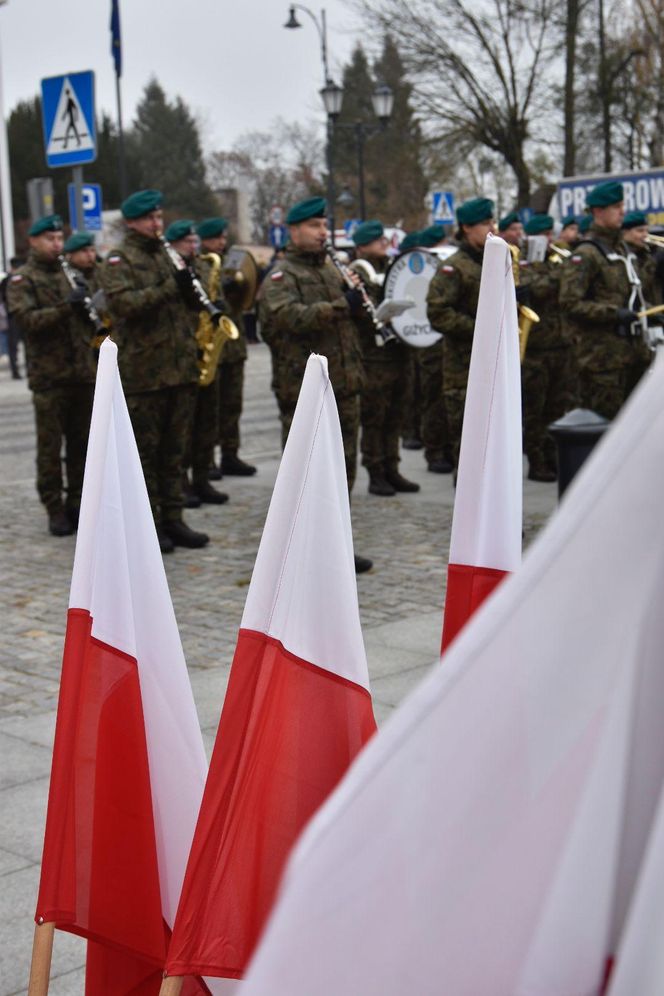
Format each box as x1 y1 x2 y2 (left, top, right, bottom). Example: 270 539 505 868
518 256 572 351
197 250 247 365
559 223 651 370
257 244 364 400
353 255 408 366
6 250 93 391
102 230 199 393
627 244 660 306
426 241 483 369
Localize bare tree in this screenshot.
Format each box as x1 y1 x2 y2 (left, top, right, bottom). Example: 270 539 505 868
351 0 560 203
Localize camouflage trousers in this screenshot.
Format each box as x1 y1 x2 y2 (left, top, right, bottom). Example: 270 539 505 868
442 354 471 466
282 391 360 492
125 384 196 524
578 353 651 421
401 350 421 441
32 384 94 513
218 359 245 455
418 339 452 464
522 347 578 470
186 380 219 488
360 360 408 473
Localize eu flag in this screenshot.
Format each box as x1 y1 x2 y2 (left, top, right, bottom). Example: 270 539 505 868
110 0 122 77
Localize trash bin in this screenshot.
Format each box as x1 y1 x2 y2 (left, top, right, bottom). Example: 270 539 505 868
548 408 609 499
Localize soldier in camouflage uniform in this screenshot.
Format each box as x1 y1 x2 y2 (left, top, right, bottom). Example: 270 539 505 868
559 181 652 421
258 196 372 573
197 217 256 477
7 216 96 536
426 197 495 465
102 190 209 553
350 220 418 496
519 214 579 481
555 214 580 252
622 210 661 306
498 210 524 248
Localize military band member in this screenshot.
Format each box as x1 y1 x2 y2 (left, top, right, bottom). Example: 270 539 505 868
352 220 419 496
498 210 523 248
426 197 494 465
519 214 578 482
8 216 96 536
622 211 661 305
102 189 209 553
258 196 372 573
559 181 651 420
197 217 256 477
555 214 580 251
64 230 107 357
398 230 425 451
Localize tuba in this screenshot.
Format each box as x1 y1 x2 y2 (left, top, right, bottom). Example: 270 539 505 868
508 244 540 363
195 252 240 387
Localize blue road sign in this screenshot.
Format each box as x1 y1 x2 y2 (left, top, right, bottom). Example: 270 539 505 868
68 182 102 232
343 219 361 237
430 191 455 225
269 224 288 249
41 71 97 168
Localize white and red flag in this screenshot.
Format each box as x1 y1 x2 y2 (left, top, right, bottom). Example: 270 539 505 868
441 233 522 651
165 354 377 981
240 354 664 995
35 339 208 994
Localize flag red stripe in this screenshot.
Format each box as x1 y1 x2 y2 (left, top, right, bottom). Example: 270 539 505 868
441 563 508 651
167 628 377 979
36 608 165 967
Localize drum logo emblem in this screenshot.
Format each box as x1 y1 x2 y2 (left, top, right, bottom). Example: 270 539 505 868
408 252 425 275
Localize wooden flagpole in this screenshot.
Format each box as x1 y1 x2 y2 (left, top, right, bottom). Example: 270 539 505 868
159 975 184 995
27 922 55 996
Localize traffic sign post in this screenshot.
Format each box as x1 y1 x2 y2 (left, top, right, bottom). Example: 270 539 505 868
268 224 288 249
41 71 97 233
67 182 102 232
430 190 455 226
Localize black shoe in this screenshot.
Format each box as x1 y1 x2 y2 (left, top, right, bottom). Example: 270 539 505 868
528 465 557 483
428 458 454 474
208 463 223 481
354 554 373 574
11 372 21 380
48 509 74 537
221 453 257 476
385 471 420 493
183 487 201 509
65 506 80 530
368 476 396 497
156 528 175 554
402 437 423 450
162 520 210 548
194 482 229 504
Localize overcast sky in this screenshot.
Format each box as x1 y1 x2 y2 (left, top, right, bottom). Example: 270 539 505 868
0 0 365 152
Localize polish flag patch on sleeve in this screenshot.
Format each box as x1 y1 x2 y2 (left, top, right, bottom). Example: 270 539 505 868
271 271 284 281
442 265 455 274
572 255 583 264
107 255 122 266
10 273 23 282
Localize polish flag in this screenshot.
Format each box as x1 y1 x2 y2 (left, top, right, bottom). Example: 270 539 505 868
35 339 209 994
165 354 377 982
441 234 522 651
240 336 664 996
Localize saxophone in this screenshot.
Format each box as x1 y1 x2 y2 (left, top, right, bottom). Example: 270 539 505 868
508 244 540 363
195 252 240 387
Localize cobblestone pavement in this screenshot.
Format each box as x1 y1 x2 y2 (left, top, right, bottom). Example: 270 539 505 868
0 344 557 994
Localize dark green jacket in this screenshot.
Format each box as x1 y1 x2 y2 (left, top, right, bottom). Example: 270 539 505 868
426 241 483 369
518 257 572 351
353 255 408 366
102 230 199 393
257 244 364 402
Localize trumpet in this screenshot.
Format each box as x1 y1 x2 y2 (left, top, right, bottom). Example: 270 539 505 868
324 240 397 347
59 255 108 342
645 234 664 249
548 243 572 263
159 235 224 325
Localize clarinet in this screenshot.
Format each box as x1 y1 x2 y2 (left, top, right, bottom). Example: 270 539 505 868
324 240 397 347
159 235 223 325
58 255 107 335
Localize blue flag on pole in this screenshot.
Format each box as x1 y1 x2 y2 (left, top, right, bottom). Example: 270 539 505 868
110 0 122 77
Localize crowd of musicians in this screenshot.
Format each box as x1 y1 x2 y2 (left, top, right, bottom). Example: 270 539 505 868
7 178 661 573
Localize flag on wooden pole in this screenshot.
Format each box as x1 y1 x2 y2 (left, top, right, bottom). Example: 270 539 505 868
441 234 522 651
35 339 208 993
165 354 377 981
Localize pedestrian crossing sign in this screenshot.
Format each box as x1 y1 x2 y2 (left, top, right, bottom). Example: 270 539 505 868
41 71 97 168
431 190 455 225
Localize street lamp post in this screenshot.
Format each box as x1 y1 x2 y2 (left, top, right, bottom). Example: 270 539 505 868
335 83 394 221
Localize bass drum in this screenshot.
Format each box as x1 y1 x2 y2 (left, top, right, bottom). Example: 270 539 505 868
222 245 259 311
383 246 456 348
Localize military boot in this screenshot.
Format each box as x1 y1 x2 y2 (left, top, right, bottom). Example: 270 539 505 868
527 462 557 483
221 451 257 476
48 507 74 537
368 472 396 497
162 520 210 548
385 469 420 493
156 528 175 554
194 481 229 505
208 462 223 481
428 457 454 474
354 553 373 574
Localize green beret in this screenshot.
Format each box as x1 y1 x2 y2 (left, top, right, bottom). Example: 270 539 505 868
196 217 228 240
561 214 577 228
524 214 554 235
64 231 94 253
622 210 648 230
165 219 196 242
419 225 446 247
586 180 624 208
399 232 421 252
286 196 326 225
579 214 593 233
457 197 494 227
498 210 520 231
121 189 162 220
28 214 63 237
352 220 384 246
